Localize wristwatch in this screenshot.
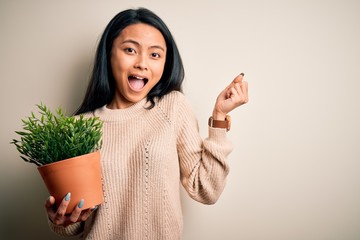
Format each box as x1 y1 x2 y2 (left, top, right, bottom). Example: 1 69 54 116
208 115 231 131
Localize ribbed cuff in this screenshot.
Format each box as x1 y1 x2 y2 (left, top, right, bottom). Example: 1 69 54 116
48 218 83 237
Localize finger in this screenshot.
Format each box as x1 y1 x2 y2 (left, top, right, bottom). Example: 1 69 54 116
233 82 242 95
79 205 98 222
226 82 240 98
69 199 84 223
45 196 57 222
232 73 244 84
226 73 244 92
53 192 71 224
240 81 249 102
218 86 229 101
45 196 55 209
57 192 71 215
226 90 231 98
228 87 238 99
229 84 249 106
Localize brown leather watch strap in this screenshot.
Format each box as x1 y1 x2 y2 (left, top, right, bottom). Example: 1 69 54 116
208 115 231 131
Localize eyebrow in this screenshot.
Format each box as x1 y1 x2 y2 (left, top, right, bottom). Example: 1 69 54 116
121 39 165 52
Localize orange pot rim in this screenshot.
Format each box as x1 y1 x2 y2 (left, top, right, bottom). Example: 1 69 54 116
37 151 100 169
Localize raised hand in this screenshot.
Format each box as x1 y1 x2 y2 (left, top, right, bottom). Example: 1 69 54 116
213 73 248 120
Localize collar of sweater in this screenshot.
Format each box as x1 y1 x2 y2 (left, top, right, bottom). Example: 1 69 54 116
95 98 149 121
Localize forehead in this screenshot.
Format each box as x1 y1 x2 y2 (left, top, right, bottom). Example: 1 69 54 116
118 23 166 47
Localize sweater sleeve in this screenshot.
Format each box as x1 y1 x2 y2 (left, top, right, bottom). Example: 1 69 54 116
176 95 233 204
47 218 84 237
47 209 96 237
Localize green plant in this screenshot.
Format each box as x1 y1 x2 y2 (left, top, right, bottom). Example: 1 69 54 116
11 103 102 166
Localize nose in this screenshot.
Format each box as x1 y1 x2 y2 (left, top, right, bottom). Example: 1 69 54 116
134 54 148 70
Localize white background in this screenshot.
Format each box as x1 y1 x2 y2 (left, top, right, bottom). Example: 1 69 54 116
1 0 359 239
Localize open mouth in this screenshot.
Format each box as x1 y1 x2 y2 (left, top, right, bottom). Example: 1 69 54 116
128 75 148 91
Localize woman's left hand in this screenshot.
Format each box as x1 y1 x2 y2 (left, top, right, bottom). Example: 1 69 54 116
213 73 248 120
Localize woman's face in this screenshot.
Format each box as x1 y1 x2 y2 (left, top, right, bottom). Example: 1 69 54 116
109 23 167 109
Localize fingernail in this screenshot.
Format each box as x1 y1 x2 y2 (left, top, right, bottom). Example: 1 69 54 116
65 192 71 201
78 199 84 208
240 73 245 76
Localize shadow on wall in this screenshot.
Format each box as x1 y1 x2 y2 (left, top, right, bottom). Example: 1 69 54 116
0 58 91 240
0 163 77 240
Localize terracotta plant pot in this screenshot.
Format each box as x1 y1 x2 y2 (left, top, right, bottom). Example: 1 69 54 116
38 151 103 214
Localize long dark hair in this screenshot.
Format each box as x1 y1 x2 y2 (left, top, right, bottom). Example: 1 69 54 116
75 8 184 114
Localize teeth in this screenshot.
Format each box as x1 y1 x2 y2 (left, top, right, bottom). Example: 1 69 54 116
132 75 144 80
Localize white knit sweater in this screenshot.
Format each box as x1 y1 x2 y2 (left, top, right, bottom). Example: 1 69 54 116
49 91 233 239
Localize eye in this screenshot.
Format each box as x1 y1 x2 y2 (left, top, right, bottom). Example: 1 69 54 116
151 52 161 58
125 48 136 54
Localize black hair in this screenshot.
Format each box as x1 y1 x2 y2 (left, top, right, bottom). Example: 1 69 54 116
75 8 184 114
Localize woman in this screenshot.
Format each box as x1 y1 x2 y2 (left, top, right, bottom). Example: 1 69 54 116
45 7 248 239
